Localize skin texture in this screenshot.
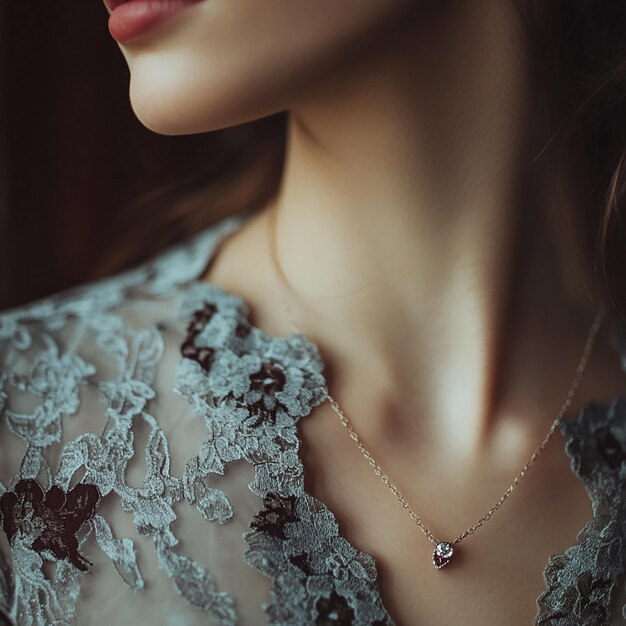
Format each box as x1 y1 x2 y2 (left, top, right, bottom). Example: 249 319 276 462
112 0 416 134
108 1 626 623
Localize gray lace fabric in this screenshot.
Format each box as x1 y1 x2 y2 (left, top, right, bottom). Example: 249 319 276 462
0 208 625 626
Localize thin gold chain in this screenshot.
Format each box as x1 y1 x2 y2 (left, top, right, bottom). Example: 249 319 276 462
265 206 607 547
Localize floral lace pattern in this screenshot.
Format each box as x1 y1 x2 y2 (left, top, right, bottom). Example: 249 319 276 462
535 397 626 624
0 479 100 572
245 493 392 625
0 208 625 625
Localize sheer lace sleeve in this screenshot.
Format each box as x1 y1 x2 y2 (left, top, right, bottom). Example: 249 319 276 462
0 214 282 626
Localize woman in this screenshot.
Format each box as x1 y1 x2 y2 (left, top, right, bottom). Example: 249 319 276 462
1 0 626 624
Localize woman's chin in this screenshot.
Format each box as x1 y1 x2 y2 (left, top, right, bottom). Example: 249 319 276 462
128 74 209 135
127 69 261 136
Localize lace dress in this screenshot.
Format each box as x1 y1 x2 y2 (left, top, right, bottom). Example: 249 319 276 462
0 208 625 626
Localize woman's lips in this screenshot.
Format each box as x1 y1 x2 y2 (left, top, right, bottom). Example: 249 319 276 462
106 0 204 42
104 0 129 12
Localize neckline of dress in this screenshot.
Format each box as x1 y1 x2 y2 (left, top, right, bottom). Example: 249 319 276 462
177 208 626 624
181 207 626 393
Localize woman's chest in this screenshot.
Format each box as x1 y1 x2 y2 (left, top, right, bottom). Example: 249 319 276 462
296 403 608 625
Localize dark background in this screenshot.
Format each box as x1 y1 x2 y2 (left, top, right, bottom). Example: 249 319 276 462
0 2 230 311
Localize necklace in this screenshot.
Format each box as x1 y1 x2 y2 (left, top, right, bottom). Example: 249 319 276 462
265 206 607 569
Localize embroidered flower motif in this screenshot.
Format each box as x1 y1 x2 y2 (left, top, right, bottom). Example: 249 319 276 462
247 360 288 426
205 350 261 401
176 283 389 625
560 397 626 512
4 335 96 447
181 301 218 370
537 515 623 625
539 570 612 626
570 571 611 624
246 335 327 419
244 493 391 625
315 590 355 625
250 493 299 539
0 478 100 572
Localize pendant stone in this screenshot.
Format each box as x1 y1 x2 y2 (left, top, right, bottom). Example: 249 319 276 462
432 541 454 569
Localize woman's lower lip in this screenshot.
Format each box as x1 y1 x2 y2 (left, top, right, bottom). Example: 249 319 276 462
108 0 204 43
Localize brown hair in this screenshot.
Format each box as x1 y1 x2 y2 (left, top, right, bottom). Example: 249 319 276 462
517 0 626 317
93 1 626 318
90 112 287 277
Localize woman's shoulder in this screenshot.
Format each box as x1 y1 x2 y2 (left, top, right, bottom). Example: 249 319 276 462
0 208 336 626
0 216 228 444
0 211 260 477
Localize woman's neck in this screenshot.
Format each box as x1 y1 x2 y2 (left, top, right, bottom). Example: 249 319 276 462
208 0 613 466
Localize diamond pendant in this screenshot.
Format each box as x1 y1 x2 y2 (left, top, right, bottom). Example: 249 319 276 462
432 541 454 569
